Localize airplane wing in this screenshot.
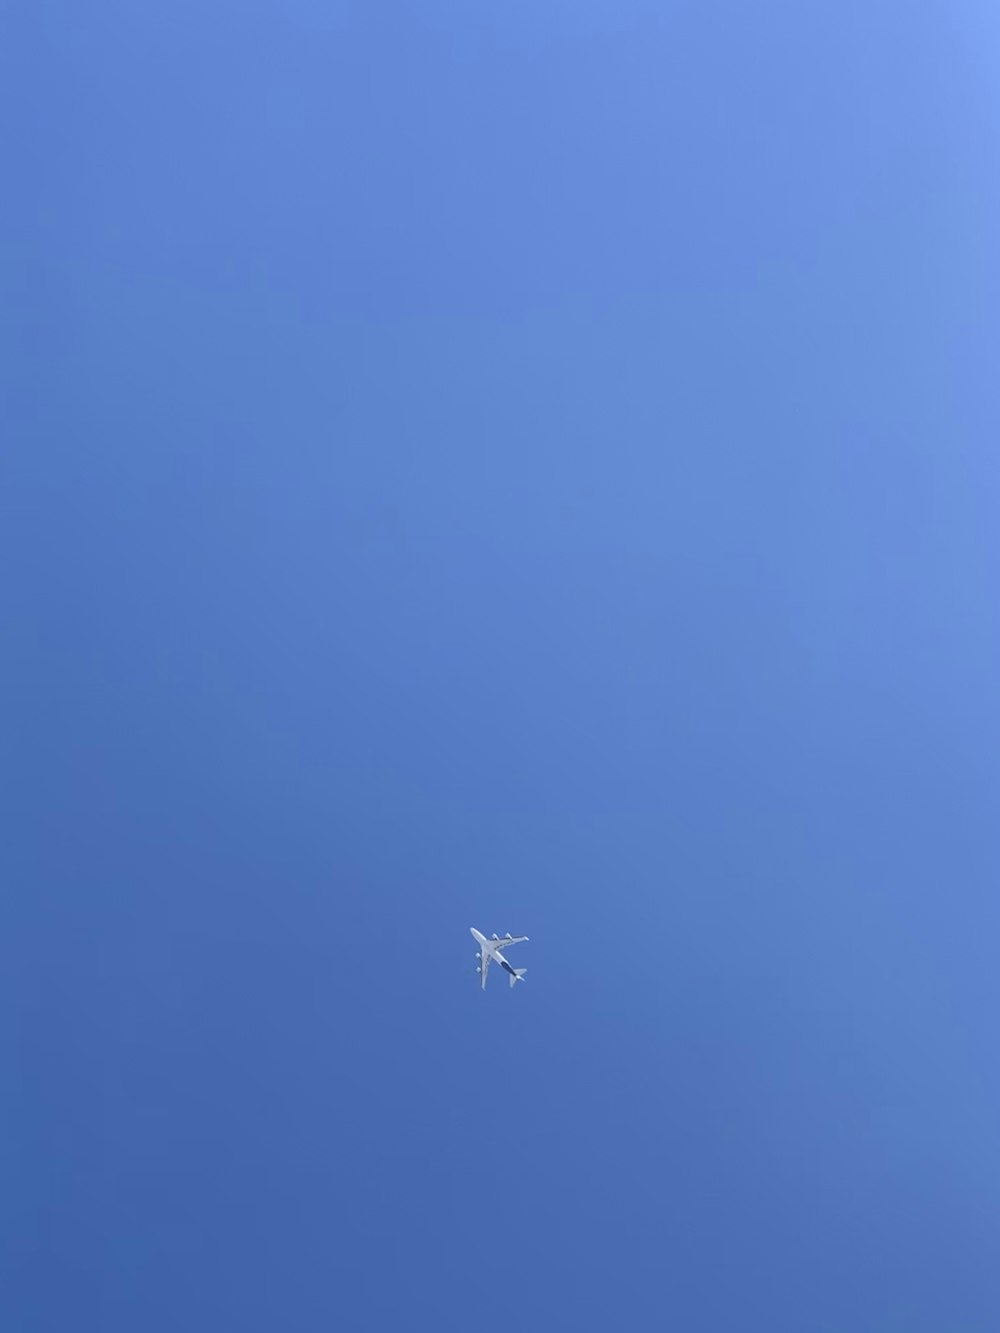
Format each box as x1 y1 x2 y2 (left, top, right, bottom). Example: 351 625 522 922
479 952 491 989
498 936 528 948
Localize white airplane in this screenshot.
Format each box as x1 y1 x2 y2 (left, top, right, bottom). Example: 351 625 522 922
471 927 528 989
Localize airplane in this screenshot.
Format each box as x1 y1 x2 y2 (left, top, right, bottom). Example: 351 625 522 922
471 927 528 989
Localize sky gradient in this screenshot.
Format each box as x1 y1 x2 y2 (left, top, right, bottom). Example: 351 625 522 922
6 3 1000 1330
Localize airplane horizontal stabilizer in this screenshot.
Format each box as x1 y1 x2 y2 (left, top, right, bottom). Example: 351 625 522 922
509 968 527 988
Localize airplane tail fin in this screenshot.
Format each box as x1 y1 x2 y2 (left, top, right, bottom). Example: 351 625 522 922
509 968 527 988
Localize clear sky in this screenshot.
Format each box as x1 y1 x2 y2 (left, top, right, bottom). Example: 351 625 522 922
6 3 1000 1330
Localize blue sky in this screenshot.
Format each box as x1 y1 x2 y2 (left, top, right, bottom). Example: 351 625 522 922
6 3 1000 1330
